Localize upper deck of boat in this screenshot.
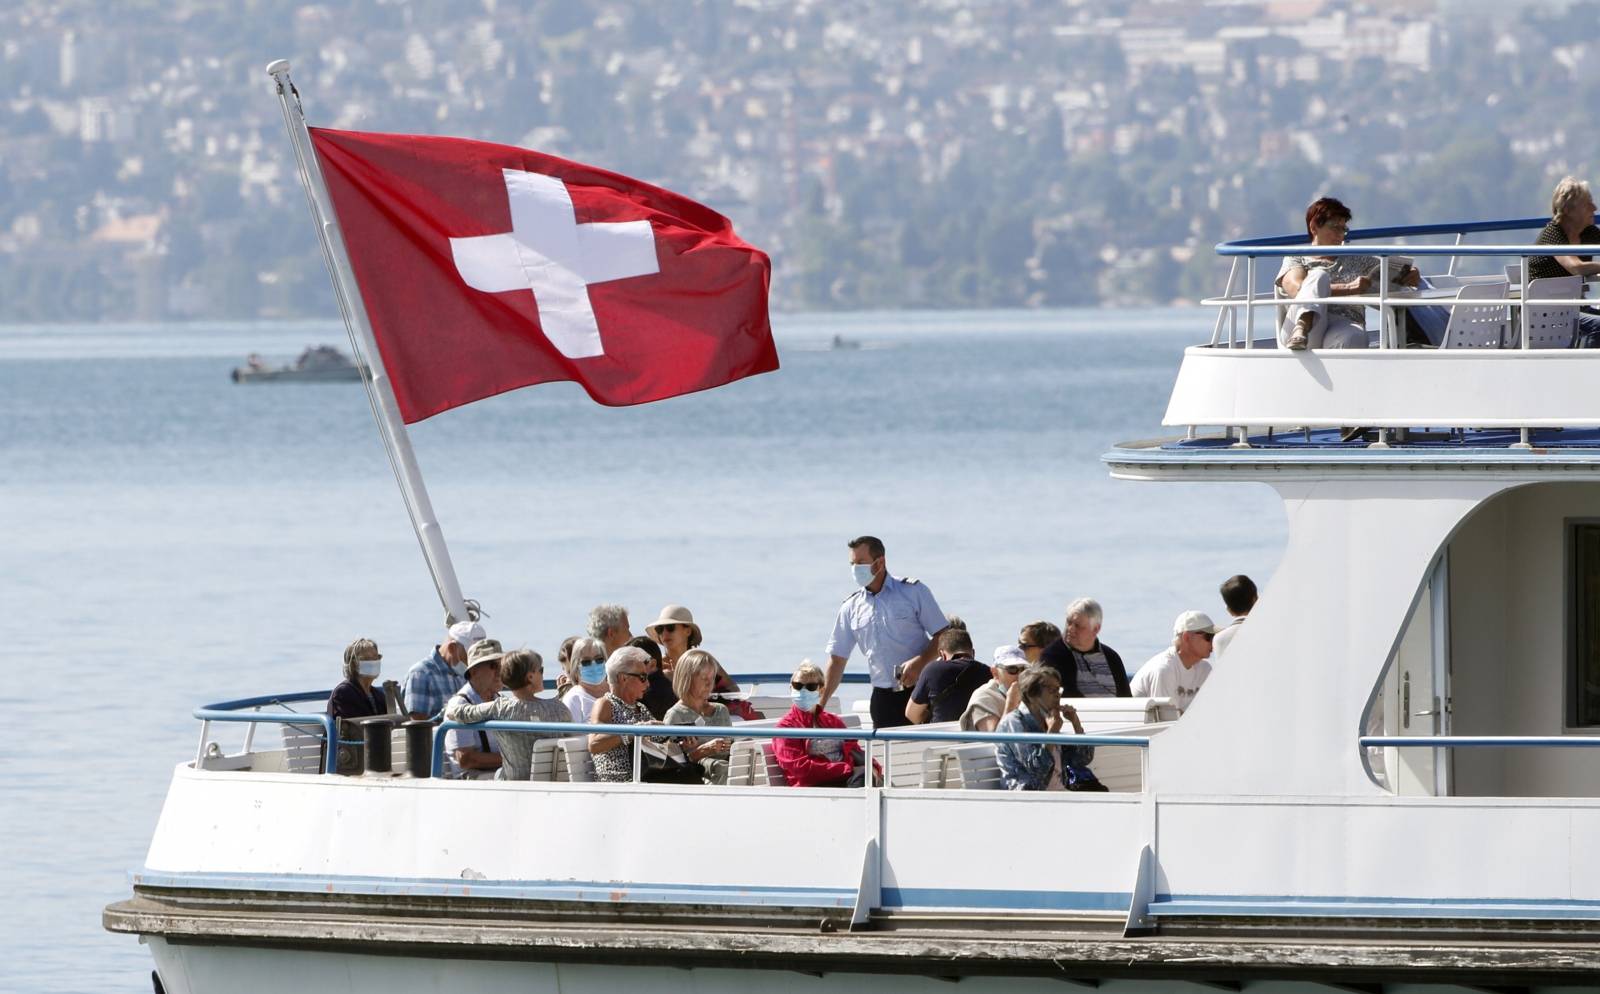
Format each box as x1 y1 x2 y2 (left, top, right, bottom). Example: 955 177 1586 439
1154 214 1600 463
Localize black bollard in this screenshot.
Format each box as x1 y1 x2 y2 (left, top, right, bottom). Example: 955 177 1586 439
359 715 396 774
403 719 434 779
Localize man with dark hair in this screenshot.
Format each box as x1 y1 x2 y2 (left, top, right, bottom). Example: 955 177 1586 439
1212 574 1258 660
1016 620 1060 664
825 535 949 728
905 626 992 725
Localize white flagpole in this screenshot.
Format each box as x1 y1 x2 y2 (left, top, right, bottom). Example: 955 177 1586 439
266 59 470 624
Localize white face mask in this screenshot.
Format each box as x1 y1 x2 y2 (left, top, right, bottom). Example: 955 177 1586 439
852 562 877 588
357 659 381 679
450 661 469 677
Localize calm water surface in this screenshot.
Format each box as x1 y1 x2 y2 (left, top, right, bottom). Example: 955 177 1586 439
0 308 1284 992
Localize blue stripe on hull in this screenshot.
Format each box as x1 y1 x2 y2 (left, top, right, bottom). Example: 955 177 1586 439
881 888 1129 913
132 869 856 908
1151 893 1600 920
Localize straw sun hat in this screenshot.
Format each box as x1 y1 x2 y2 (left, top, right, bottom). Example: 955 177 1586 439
644 604 702 644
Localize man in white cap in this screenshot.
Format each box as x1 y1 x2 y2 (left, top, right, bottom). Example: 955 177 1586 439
959 645 1031 733
401 619 484 720
1129 611 1218 713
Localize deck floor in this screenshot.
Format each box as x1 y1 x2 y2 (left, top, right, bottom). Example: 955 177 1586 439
1165 427 1600 451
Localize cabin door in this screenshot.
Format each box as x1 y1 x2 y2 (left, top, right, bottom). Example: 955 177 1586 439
1384 553 1453 796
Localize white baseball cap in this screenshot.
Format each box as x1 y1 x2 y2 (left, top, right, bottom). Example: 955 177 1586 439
448 620 486 648
992 644 1029 669
1172 610 1220 637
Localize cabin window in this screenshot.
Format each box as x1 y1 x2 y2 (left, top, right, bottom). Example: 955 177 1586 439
1570 522 1600 727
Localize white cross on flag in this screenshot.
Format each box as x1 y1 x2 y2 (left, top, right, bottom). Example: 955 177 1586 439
309 128 776 423
449 169 659 360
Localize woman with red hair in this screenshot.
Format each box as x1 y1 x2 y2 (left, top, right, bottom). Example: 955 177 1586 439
1276 197 1418 350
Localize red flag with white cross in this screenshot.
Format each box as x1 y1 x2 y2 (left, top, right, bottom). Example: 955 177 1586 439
308 128 777 423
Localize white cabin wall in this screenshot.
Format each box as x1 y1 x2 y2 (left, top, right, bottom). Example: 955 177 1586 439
1501 483 1600 796
1445 496 1510 795
1148 479 1508 797
1448 482 1600 798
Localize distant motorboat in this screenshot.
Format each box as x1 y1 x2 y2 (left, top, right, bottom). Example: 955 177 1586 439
829 333 861 350
231 345 362 383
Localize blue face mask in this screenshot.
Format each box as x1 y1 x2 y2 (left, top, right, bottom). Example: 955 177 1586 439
579 661 607 685
792 688 821 710
851 562 876 588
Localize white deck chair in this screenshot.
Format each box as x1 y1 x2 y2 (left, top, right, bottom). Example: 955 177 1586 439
881 721 959 787
923 745 959 788
740 696 799 720
557 736 595 783
527 738 563 781
760 742 790 786
724 739 762 786
950 744 1005 790
1439 282 1509 349
280 724 327 775
1086 744 1145 793
1505 263 1521 288
1516 275 1583 349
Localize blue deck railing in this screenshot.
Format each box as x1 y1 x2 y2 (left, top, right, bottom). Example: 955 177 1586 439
190 676 1152 784
430 718 1153 779
1205 213 1600 352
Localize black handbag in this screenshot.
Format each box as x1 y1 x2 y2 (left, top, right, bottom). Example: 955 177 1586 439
640 751 706 784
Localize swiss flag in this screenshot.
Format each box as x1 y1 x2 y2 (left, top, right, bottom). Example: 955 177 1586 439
309 128 777 423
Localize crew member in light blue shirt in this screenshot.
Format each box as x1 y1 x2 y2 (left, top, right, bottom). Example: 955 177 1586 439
824 535 949 729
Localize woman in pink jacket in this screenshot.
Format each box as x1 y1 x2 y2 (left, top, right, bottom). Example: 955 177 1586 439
774 661 878 787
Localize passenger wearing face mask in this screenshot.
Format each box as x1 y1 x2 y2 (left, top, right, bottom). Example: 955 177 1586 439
328 638 388 722
824 535 949 729
774 660 880 787
401 620 482 721
561 636 611 723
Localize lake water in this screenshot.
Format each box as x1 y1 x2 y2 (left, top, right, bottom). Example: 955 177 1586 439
0 308 1284 992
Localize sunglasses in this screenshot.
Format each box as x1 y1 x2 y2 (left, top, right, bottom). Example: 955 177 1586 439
1017 642 1038 650
791 681 823 691
655 624 679 634
1000 664 1027 675
579 657 605 665
623 670 650 683
1193 632 1215 642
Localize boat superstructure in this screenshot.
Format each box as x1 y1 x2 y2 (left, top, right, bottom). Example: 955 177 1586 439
107 216 1600 993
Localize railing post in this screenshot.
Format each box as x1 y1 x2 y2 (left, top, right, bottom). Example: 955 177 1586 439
1245 256 1256 346
1520 270 1530 350
1377 251 1390 349
194 720 212 770
1214 257 1239 348
633 733 643 783
323 715 340 774
1448 232 1463 275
